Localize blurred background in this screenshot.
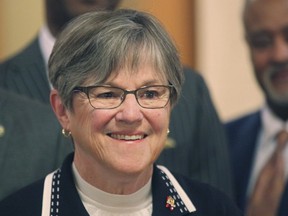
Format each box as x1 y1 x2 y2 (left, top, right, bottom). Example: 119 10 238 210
0 0 263 121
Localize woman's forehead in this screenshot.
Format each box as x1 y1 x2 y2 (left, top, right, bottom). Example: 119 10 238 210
106 63 168 83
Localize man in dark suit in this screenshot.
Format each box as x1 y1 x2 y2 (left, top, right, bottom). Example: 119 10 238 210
226 0 288 215
0 0 233 197
0 88 73 201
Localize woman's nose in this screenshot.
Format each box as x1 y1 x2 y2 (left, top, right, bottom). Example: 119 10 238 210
115 94 143 123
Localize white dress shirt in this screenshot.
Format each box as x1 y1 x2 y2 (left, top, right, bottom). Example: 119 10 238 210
246 104 288 198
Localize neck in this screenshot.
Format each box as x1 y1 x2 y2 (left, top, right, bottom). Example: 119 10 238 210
46 22 63 38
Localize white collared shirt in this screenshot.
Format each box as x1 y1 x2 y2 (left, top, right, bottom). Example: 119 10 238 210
246 104 288 198
38 25 55 89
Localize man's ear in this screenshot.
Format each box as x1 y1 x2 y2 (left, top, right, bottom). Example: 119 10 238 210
50 89 70 130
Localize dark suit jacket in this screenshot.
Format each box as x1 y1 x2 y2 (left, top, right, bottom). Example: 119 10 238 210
0 37 233 197
225 111 288 215
0 88 73 201
0 37 50 103
0 153 242 216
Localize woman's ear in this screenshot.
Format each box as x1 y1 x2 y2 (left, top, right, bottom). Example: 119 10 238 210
50 89 70 130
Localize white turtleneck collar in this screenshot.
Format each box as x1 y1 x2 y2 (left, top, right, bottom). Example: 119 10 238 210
72 163 153 216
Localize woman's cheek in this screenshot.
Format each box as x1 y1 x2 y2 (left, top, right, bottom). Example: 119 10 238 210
148 108 170 131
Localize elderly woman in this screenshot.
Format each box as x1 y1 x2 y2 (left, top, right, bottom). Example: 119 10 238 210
0 9 241 216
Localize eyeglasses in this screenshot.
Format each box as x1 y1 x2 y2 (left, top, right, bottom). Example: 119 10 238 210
72 85 174 109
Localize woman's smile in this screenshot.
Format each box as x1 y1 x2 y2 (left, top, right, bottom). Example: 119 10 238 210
108 133 147 141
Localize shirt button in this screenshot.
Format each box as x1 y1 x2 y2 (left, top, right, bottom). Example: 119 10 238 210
0 124 5 137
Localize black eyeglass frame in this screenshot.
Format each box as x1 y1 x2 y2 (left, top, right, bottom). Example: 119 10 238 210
72 84 175 109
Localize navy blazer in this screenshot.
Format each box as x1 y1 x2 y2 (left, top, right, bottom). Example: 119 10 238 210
0 37 233 197
0 153 242 216
226 111 288 216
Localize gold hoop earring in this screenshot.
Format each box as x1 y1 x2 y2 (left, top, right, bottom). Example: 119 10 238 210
62 128 71 138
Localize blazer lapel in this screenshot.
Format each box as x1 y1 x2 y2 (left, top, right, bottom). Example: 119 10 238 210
152 165 196 215
227 112 261 210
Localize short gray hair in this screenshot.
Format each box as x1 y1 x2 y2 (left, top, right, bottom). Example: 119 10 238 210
49 9 184 110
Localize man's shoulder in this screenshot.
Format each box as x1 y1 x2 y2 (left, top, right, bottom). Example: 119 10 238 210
0 88 53 118
182 66 204 83
225 110 261 151
0 88 61 140
179 66 209 101
225 110 261 130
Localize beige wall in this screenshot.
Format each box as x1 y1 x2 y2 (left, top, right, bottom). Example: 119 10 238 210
120 0 195 68
0 0 44 60
0 0 195 68
0 0 264 121
195 0 264 121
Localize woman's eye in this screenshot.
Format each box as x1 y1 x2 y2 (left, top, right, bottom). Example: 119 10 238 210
143 90 159 99
97 92 118 99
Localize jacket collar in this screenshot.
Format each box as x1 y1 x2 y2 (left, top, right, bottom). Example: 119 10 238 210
43 153 196 216
152 165 196 215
